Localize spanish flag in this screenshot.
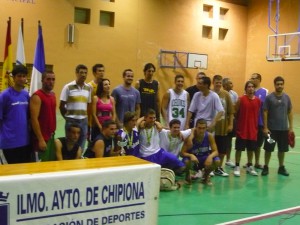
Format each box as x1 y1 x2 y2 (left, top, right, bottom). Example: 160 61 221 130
1 17 13 91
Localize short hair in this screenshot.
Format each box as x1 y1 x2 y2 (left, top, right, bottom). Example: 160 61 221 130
75 64 87 73
200 76 211 89
41 70 54 81
197 72 206 77
175 74 184 82
274 76 284 84
122 69 133 77
195 118 207 127
123 111 136 124
169 119 181 128
96 78 110 97
252 73 262 81
92 64 104 73
12 65 28 76
213 74 223 82
144 108 156 117
222 77 230 86
102 119 117 129
143 63 156 73
244 80 255 91
67 123 81 133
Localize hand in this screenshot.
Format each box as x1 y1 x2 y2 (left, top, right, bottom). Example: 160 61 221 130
190 154 199 164
38 140 47 151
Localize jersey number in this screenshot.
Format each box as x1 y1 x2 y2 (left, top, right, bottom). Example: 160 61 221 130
172 107 184 118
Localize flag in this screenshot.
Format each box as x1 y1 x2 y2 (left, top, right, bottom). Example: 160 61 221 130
16 19 26 66
29 21 45 96
1 17 13 91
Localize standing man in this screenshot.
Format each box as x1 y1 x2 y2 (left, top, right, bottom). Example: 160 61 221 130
234 81 261 177
111 69 141 128
161 74 190 130
185 72 206 128
88 64 105 97
185 76 224 132
87 64 105 139
135 63 161 122
212 75 234 177
30 71 56 161
250 73 268 169
60 64 92 150
0 65 31 164
262 76 293 176
222 78 238 167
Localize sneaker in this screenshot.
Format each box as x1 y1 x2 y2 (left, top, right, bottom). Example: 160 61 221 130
214 167 229 177
278 166 289 176
225 160 235 168
261 165 269 176
246 166 258 176
191 170 202 180
209 171 215 176
234 166 240 177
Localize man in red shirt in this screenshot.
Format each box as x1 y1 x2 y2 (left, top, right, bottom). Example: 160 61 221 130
234 80 261 177
30 71 56 161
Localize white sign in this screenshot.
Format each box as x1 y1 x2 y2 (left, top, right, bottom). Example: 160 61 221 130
0 164 160 225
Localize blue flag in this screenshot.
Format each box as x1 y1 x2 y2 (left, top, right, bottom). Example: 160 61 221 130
29 22 45 96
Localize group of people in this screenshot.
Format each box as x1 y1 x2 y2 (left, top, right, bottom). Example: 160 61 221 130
0 63 294 186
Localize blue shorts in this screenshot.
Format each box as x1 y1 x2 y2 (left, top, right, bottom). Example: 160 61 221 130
142 149 185 170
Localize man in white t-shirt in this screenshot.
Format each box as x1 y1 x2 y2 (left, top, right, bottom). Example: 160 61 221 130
160 119 191 157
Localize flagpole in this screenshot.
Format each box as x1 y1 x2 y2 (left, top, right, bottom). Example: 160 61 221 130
21 18 24 39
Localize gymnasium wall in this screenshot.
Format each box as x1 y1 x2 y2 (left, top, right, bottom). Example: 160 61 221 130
0 0 299 112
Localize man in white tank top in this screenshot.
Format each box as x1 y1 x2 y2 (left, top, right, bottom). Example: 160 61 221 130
161 74 190 130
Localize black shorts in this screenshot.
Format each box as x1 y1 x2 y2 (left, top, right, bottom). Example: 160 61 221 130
215 135 227 155
235 137 257 151
256 125 265 148
264 130 289 152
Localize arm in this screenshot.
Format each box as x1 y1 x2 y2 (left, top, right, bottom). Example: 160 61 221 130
185 111 193 129
93 140 105 158
92 96 102 131
226 94 234 133
30 94 47 151
55 139 63 161
76 147 83 159
161 91 170 127
137 116 145 130
110 96 117 122
59 100 67 119
263 109 270 135
288 109 293 133
180 134 199 163
208 111 224 132
154 121 163 132
135 103 141 118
